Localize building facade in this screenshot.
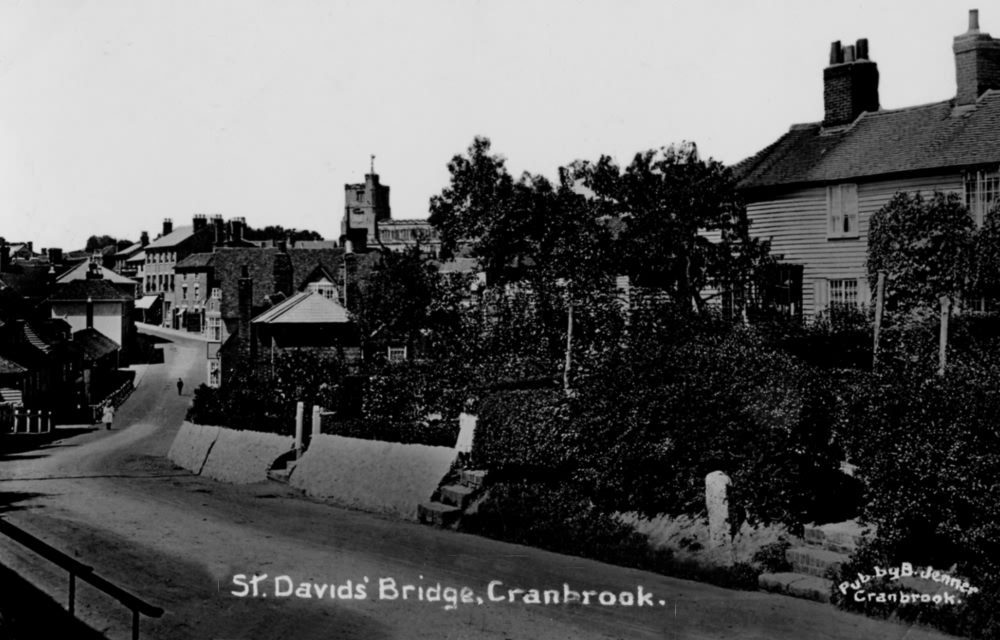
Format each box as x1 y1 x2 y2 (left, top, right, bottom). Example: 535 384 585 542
340 170 440 254
737 10 1000 318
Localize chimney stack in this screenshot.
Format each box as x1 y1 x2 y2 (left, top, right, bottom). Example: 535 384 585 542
212 215 225 247
237 265 256 365
163 218 173 237
823 38 880 127
193 214 208 232
140 231 149 247
273 251 293 298
954 9 1000 106
0 243 9 272
49 248 63 265
230 217 245 245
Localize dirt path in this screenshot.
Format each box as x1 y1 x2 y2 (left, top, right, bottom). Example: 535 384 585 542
0 327 958 640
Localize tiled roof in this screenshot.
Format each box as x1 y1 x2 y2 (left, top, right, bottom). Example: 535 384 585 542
293 241 339 249
114 241 143 257
49 279 134 302
126 250 146 263
146 226 194 249
252 291 350 324
380 219 431 226
0 264 52 302
0 354 26 375
175 253 216 271
73 328 120 360
56 261 135 284
736 91 1000 191
0 387 23 403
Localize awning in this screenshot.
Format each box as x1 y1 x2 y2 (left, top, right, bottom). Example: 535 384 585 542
0 388 23 404
136 294 160 310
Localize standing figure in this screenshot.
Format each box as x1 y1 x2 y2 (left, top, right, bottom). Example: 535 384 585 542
102 404 115 430
177 378 184 396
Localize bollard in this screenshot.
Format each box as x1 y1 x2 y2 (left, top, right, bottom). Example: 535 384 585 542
705 471 731 550
456 413 477 454
311 405 321 442
28 410 38 434
295 402 304 459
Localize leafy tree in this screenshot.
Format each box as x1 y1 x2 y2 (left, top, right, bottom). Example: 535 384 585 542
243 225 323 243
969 204 1000 305
866 191 974 311
85 235 127 252
570 142 774 312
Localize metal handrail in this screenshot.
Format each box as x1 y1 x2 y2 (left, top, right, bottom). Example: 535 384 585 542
0 517 163 639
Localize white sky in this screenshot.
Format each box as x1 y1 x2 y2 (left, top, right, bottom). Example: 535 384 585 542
0 0 984 250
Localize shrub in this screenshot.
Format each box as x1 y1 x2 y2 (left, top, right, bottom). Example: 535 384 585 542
322 416 459 448
460 480 761 591
752 539 792 574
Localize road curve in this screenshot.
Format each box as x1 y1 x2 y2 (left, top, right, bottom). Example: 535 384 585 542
0 326 956 640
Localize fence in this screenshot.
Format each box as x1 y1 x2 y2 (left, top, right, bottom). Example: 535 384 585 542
0 518 163 639
5 407 54 434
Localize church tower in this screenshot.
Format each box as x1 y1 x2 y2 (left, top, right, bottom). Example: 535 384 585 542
341 159 390 251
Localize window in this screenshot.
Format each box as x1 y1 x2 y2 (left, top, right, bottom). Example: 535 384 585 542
208 360 221 388
208 317 222 342
211 288 221 300
827 184 859 238
182 285 188 300
965 168 1000 226
194 283 200 300
388 346 407 362
356 191 364 202
170 275 175 292
829 278 859 306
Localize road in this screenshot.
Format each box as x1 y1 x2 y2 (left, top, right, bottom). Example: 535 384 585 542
0 325 956 640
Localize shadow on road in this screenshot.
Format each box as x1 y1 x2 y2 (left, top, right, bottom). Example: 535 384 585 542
0 429 98 459
0 561 108 640
0 491 44 514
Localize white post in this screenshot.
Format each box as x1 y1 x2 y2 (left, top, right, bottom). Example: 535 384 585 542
311 404 321 442
295 402 304 459
706 471 731 550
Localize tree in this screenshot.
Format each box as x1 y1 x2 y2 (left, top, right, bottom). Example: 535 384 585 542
866 191 974 311
85 235 128 252
243 225 323 243
570 143 773 312
969 205 1000 306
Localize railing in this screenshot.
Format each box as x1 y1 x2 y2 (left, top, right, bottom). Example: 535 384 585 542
90 379 136 423
0 518 163 639
6 408 54 434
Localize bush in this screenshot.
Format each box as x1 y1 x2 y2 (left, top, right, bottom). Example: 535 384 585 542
460 480 761 591
322 416 459 448
752 539 792 573
834 357 1000 638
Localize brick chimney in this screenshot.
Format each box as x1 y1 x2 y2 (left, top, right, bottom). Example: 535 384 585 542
954 10 1000 106
212 215 226 247
824 38 880 127
237 265 256 365
163 218 173 237
193 214 208 232
140 231 149 247
230 217 245 245
0 242 9 272
272 250 293 298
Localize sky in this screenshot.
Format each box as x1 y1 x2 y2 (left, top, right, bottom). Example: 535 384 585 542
0 0 986 251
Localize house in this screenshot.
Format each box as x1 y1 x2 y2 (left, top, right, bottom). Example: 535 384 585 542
0 318 84 415
736 9 1000 319
341 169 441 255
113 232 149 278
56 256 139 299
48 278 135 361
0 242 56 313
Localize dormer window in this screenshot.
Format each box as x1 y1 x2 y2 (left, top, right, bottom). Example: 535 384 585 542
827 184 859 239
965 168 1000 226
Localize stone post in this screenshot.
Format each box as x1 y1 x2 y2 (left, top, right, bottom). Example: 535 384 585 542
295 402 304 460
456 413 477 454
311 405 321 442
706 471 731 550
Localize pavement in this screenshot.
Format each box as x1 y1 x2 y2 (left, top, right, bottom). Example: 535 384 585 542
0 327 960 640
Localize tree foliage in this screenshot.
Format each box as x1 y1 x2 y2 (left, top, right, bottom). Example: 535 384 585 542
85 235 132 252
866 191 974 310
570 143 773 311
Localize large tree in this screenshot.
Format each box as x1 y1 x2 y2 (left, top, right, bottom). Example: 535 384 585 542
570 142 773 312
243 225 323 243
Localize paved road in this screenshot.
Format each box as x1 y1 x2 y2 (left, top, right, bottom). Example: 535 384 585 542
0 326 957 640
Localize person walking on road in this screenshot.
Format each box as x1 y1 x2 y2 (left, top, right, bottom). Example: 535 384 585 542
102 404 115 430
177 378 184 396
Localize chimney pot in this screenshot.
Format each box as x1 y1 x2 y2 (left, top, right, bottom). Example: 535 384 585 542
843 44 856 63
824 38 879 126
829 41 842 65
856 38 869 60
163 218 173 237
971 9 981 33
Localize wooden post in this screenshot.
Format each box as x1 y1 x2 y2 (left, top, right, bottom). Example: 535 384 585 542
563 301 573 393
68 572 76 615
939 296 951 376
295 402 304 459
873 272 886 370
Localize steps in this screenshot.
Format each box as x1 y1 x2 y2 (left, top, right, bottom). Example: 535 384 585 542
266 459 298 484
759 520 874 603
418 470 487 528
